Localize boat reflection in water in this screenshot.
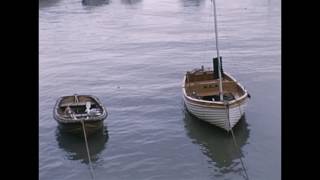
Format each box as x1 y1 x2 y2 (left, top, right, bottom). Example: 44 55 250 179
181 0 205 7
56 125 109 164
39 0 61 9
121 0 142 5
183 108 250 171
82 0 110 6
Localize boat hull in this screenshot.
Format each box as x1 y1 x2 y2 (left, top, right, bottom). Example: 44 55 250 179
183 95 248 131
57 120 104 136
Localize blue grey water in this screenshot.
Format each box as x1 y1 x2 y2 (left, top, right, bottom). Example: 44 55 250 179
39 0 281 179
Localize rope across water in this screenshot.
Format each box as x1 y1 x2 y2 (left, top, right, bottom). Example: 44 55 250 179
81 120 95 180
225 102 249 180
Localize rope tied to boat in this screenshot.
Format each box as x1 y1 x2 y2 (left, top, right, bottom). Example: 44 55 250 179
80 120 95 180
225 101 250 180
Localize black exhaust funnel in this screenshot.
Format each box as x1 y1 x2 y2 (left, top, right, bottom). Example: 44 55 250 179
213 56 224 79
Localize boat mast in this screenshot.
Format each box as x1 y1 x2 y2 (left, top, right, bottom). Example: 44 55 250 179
212 0 224 101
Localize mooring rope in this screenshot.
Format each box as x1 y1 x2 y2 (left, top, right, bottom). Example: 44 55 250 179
225 102 250 180
80 120 95 180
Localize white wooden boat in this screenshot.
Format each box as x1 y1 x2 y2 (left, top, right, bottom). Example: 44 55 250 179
182 66 250 131
182 0 250 131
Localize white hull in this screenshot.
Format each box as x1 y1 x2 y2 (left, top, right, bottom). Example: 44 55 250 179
183 96 248 131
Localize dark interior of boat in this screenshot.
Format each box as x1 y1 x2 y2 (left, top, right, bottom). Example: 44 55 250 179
57 95 103 117
202 93 235 101
185 69 245 101
60 104 99 114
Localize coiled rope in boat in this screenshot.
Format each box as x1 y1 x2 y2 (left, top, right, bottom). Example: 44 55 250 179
225 102 249 180
81 120 95 180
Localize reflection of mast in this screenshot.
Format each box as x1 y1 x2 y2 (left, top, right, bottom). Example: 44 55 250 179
56 126 109 164
183 110 250 168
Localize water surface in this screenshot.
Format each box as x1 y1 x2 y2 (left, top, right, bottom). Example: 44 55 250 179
39 0 281 179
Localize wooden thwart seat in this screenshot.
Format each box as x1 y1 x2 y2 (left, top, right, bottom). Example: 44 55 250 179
60 102 95 107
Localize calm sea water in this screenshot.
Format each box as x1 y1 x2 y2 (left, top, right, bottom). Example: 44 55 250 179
39 0 281 179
